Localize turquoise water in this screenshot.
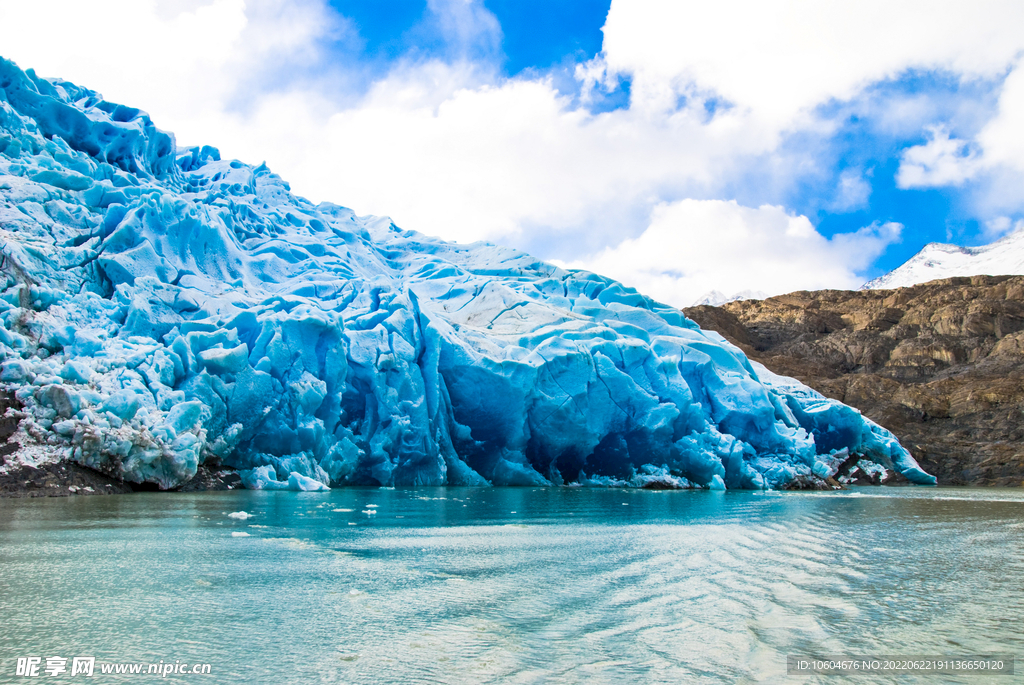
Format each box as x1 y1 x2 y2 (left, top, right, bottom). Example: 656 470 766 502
1 487 1022 684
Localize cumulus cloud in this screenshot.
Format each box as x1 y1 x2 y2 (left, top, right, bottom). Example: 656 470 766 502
969 62 1024 217
0 0 348 151
977 61 1024 170
895 60 1024 215
555 200 902 307
600 0 1024 126
896 126 980 188
277 71 777 245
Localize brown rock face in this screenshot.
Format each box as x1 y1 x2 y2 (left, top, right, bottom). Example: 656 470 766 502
684 275 1024 486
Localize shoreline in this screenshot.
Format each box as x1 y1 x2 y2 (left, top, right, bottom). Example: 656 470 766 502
0 449 935 498
0 461 241 498
2 374 1006 499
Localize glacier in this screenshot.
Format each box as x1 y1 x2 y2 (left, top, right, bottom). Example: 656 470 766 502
0 57 935 491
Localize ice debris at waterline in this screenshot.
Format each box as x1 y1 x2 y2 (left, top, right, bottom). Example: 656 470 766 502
0 58 935 490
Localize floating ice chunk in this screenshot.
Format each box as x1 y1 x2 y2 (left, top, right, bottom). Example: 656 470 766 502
239 466 282 490
288 472 329 491
231 531 250 537
227 511 252 520
239 466 330 491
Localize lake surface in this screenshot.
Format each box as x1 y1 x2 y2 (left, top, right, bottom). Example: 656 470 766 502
1 487 1021 683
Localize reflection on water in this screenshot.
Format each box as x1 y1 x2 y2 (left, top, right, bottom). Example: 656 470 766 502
1 487 1022 684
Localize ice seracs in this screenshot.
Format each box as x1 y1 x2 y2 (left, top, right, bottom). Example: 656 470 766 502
0 57 935 490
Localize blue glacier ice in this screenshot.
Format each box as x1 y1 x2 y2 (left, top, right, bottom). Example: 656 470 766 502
0 57 936 490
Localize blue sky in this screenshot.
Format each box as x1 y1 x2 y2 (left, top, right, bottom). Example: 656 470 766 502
329 0 609 73
1 0 1023 304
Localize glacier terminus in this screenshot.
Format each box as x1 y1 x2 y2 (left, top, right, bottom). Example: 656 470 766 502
0 58 935 491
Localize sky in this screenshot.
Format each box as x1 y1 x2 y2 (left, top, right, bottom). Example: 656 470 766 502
1 0 1024 306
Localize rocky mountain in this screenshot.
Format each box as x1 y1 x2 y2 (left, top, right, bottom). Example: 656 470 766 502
863 226 1024 290
685 275 1024 486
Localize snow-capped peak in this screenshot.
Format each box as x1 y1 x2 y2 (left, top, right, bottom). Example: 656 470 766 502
863 226 1024 290
692 289 769 307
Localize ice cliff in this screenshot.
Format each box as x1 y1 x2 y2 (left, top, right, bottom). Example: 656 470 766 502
0 58 935 490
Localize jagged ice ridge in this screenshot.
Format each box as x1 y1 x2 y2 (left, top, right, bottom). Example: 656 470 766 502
0 58 935 490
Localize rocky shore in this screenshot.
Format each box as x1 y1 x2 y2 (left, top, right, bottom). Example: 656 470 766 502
0 390 240 497
685 275 1024 486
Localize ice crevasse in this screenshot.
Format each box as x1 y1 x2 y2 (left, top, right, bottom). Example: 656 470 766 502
0 57 935 490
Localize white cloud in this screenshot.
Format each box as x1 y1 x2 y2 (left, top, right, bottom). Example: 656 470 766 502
972 61 1024 218
274 69 776 244
894 58 1024 215
978 61 1024 170
0 0 349 154
982 216 1016 239
831 168 872 211
601 0 1024 127
896 126 980 188
555 200 902 307
426 0 503 60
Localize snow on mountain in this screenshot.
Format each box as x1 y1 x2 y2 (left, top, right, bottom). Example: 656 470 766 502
693 289 769 307
0 57 934 490
863 226 1024 290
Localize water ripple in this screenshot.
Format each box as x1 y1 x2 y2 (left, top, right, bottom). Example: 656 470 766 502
1 487 1022 683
